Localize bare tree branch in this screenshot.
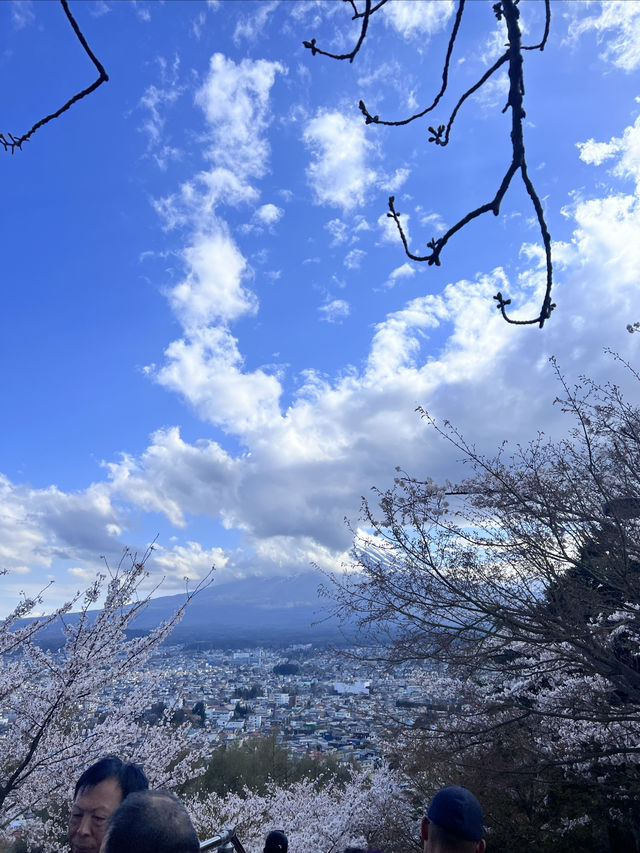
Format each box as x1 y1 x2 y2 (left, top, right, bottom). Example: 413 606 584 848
1 0 108 155
303 0 390 64
358 0 467 128
304 0 556 328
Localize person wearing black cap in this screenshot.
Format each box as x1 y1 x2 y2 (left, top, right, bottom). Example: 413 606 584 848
421 785 486 853
264 829 288 853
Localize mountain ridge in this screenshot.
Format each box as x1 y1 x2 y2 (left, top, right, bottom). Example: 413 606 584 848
14 570 353 648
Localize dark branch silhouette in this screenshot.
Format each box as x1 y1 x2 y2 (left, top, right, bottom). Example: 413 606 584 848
303 0 390 64
1 0 108 155
304 0 555 328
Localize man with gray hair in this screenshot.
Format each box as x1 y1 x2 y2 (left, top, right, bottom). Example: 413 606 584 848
100 789 199 853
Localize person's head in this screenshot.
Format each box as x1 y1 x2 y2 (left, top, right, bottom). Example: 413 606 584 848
69 757 148 853
264 830 288 853
100 790 199 853
421 786 485 853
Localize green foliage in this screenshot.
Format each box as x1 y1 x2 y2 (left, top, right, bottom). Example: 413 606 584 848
192 701 206 725
273 662 299 676
232 684 262 700
184 733 353 800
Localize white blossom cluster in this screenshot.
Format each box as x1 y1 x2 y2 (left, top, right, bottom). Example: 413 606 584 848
187 765 412 853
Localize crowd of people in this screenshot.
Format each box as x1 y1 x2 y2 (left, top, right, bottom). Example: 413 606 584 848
68 756 486 853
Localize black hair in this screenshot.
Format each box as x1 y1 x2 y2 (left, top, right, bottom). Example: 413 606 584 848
74 756 149 800
429 822 478 853
103 790 199 853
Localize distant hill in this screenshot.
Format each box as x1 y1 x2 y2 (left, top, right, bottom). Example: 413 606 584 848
14 571 357 649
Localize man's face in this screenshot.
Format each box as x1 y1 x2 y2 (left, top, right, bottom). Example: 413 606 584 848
69 777 123 853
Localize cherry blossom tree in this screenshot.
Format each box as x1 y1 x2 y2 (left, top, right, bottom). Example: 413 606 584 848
0 546 213 852
188 765 415 853
328 358 640 851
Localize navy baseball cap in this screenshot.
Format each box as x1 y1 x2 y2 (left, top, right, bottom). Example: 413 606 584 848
426 785 483 841
264 830 288 853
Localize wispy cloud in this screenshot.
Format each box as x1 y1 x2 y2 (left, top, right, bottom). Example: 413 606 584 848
233 0 280 44
568 1 640 71
381 0 454 41
384 262 417 289
344 249 366 269
318 299 350 323
11 0 34 29
137 56 183 169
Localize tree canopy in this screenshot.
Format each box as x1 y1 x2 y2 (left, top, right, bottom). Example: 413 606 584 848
330 357 640 851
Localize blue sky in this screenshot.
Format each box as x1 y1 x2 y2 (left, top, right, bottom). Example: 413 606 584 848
2 0 640 614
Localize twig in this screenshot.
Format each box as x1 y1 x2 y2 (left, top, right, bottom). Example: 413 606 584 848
304 0 556 328
1 0 108 154
388 0 555 326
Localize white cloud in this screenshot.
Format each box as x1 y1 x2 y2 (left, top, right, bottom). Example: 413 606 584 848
168 226 257 327
148 53 289 451
478 17 509 66
365 295 443 381
303 111 378 211
577 114 640 191
68 567 96 581
377 210 409 246
254 203 284 227
233 0 280 44
379 167 411 194
0 474 124 597
318 299 350 324
577 139 620 167
84 128 640 585
385 262 417 288
325 218 349 246
196 54 285 180
133 2 151 22
105 427 239 527
472 70 510 111
569 1 640 71
247 534 348 576
8 26 640 614
151 327 283 435
154 55 284 228
418 209 446 232
344 249 366 269
90 2 111 18
153 541 229 584
381 0 454 41
137 57 183 169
